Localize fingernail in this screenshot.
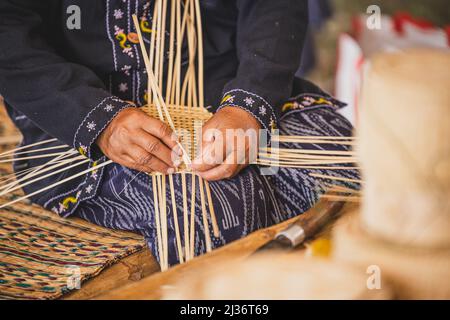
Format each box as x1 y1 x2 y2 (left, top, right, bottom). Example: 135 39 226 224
167 168 175 174
174 159 182 167
172 132 179 141
204 130 215 142
174 144 183 156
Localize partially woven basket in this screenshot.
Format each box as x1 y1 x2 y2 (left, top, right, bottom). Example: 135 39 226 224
142 103 212 168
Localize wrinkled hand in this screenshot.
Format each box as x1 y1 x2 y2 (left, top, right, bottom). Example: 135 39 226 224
192 107 261 181
97 108 182 174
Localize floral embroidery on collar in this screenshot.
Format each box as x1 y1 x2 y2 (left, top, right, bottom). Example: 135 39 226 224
282 94 346 113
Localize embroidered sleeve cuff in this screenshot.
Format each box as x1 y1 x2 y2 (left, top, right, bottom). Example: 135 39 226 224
218 89 278 132
73 96 135 160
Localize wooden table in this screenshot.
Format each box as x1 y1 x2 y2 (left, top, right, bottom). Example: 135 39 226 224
64 249 160 300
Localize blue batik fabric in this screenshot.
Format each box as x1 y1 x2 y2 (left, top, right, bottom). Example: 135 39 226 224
73 92 360 266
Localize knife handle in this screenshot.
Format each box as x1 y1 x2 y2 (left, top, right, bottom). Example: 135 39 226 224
274 200 344 247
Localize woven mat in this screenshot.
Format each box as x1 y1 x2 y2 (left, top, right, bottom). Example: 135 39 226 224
0 197 146 300
0 101 147 299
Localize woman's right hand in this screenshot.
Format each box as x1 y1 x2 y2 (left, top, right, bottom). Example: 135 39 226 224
97 108 182 174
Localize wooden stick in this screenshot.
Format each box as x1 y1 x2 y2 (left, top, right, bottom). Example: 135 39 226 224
276 139 356 146
0 157 87 195
258 153 358 161
169 174 184 263
173 0 183 107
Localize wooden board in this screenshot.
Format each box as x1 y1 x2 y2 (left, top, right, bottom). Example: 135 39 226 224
64 248 160 300
96 201 355 300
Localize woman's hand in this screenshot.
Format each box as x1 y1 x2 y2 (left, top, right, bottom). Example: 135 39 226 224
192 107 261 181
97 108 182 174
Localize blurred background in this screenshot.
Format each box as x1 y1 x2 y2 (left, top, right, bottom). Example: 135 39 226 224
302 0 449 91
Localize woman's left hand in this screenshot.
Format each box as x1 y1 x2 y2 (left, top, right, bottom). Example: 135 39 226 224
192 106 261 181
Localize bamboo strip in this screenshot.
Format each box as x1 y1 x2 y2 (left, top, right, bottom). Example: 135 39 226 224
151 176 164 269
0 157 89 196
0 145 68 159
181 172 190 260
258 152 357 161
189 172 196 259
0 151 79 189
194 0 204 109
255 162 360 170
0 138 58 158
169 174 184 263
161 174 169 270
204 179 219 237
165 0 176 104
0 160 113 209
310 173 364 184
274 135 357 141
326 184 361 194
0 151 80 164
198 176 212 252
320 194 361 203
260 147 356 156
274 139 356 146
0 155 86 194
147 3 158 105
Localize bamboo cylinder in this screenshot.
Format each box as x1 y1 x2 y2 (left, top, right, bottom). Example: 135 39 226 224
358 49 450 248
